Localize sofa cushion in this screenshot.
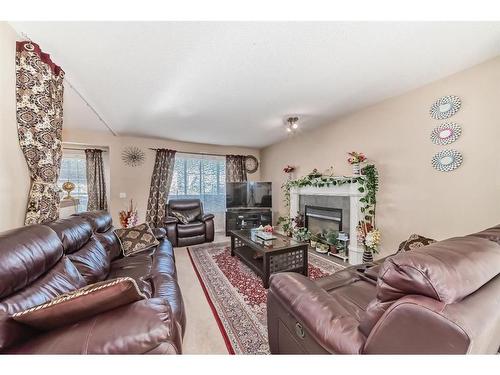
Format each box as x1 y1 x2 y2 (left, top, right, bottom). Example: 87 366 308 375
114 223 159 257
12 277 146 330
45 217 93 254
177 222 205 238
74 211 112 233
0 257 86 350
108 253 154 297
0 225 63 299
67 237 110 284
95 231 122 262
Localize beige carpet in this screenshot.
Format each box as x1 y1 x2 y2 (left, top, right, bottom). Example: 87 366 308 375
174 234 230 354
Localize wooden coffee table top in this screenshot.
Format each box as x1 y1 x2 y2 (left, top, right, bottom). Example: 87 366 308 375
229 229 307 253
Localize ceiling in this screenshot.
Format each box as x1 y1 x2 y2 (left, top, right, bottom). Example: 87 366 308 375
10 22 500 148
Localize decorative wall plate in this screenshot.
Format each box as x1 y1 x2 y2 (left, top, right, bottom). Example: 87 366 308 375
122 146 145 167
430 122 462 145
429 95 461 120
431 149 463 172
245 155 259 174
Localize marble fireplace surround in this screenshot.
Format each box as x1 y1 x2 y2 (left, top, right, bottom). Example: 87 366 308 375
289 181 364 265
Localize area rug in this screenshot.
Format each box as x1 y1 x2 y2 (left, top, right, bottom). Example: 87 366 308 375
187 241 345 354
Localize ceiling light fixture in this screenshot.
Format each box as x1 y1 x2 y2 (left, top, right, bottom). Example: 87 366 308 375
286 116 299 134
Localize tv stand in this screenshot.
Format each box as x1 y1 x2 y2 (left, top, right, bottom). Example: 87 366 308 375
225 208 272 236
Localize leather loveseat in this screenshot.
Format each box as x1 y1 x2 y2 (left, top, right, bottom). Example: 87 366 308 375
267 225 500 354
163 199 215 247
0 211 185 354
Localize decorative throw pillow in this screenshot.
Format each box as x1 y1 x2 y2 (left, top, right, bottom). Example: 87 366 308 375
12 277 146 330
397 234 436 253
171 208 201 224
114 223 159 257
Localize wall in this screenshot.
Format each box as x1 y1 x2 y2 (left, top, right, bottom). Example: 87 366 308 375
62 128 261 226
0 22 30 231
261 56 500 257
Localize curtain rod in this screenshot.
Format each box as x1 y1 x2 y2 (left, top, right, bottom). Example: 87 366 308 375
18 32 118 137
148 148 249 158
63 147 108 153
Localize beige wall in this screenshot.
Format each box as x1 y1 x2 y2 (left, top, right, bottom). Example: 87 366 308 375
62 128 261 226
0 22 30 231
261 56 500 257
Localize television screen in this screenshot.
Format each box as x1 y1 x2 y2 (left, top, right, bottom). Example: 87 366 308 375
247 182 272 208
226 182 247 208
226 182 272 208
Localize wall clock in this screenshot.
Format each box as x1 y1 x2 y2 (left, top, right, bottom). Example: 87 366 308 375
245 155 259 174
122 146 145 167
430 123 462 145
429 95 461 120
431 149 463 172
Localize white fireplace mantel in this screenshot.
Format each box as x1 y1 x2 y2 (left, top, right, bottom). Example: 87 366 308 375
289 181 364 265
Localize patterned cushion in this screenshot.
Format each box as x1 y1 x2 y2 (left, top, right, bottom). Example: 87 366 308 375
398 234 436 252
114 223 159 257
12 277 146 330
171 208 201 224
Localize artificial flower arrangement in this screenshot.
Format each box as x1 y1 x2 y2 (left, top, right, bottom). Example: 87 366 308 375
119 199 138 228
357 221 381 254
347 151 367 165
256 224 274 233
283 165 296 173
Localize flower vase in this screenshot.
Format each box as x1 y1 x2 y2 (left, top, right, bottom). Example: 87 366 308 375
352 163 361 175
362 247 374 263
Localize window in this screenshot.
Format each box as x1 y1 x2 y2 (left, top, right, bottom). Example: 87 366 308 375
57 152 88 212
169 153 226 230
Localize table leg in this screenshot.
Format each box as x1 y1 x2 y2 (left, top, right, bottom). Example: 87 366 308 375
303 246 308 277
230 235 235 256
263 253 270 289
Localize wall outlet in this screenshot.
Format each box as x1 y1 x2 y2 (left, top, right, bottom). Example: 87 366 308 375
119 192 127 199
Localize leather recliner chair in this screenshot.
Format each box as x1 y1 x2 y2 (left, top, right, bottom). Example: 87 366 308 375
267 224 500 354
163 199 215 247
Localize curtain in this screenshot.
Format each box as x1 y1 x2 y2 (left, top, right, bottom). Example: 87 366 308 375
146 149 177 227
85 149 108 211
225 155 247 182
16 41 65 225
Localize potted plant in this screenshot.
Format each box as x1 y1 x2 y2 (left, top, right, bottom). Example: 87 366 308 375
293 227 311 242
277 216 293 237
324 230 339 254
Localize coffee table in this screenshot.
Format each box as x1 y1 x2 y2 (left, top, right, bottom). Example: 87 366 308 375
229 229 308 288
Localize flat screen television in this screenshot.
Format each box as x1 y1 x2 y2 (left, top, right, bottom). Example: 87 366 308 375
226 182 272 209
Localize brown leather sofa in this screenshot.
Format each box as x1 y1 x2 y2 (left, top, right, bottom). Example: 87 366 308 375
0 211 185 354
163 199 215 247
267 225 500 354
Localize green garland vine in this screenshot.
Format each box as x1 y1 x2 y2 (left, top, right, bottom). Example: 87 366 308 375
281 164 379 226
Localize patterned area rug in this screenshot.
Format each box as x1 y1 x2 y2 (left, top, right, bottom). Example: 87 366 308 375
187 241 345 354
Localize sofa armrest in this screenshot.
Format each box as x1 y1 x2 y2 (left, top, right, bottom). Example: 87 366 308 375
164 216 179 225
7 299 180 354
152 227 166 241
267 273 366 354
201 213 214 222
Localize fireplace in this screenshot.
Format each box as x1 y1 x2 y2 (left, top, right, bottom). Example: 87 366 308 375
304 205 342 234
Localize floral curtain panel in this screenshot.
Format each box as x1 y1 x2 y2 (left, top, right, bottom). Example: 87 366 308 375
85 149 108 211
16 41 64 225
225 155 247 182
146 149 177 228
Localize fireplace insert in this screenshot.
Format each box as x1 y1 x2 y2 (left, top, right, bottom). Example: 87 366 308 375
304 205 342 234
